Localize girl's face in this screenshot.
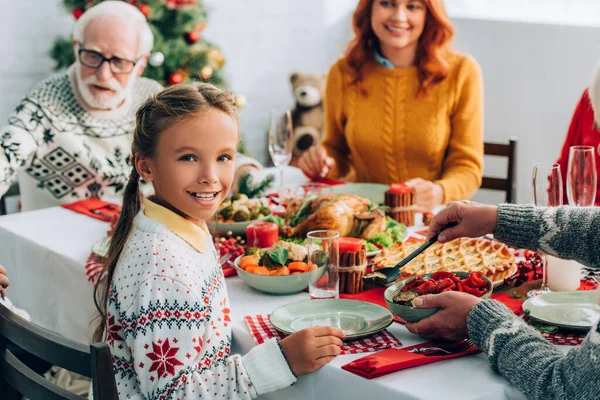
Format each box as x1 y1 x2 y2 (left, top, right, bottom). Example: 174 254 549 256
371 0 427 54
138 110 238 225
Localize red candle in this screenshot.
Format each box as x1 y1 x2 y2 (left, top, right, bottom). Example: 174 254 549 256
245 222 279 248
389 182 412 194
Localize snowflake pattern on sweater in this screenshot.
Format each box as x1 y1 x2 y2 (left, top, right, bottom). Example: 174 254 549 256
0 67 162 210
106 212 295 399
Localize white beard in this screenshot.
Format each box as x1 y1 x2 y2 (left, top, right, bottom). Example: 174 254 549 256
74 62 141 110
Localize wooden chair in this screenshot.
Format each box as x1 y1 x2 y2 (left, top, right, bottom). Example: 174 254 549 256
0 183 20 215
0 301 118 400
482 139 518 203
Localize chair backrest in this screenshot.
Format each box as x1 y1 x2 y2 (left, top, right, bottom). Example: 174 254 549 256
482 139 518 203
0 301 118 400
0 183 20 215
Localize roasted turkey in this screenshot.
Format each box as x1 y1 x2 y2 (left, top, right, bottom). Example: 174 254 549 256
281 193 387 238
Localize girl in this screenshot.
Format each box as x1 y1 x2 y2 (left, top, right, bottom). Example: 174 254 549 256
93 83 345 399
298 0 484 212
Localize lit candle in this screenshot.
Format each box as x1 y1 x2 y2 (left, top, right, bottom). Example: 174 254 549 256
546 255 581 291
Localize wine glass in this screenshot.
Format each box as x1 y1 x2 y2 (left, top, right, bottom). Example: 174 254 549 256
567 145 597 207
268 108 294 193
527 162 562 297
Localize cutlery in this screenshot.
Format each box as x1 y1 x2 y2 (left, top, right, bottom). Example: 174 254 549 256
92 209 113 220
362 222 457 286
408 339 474 356
220 253 232 267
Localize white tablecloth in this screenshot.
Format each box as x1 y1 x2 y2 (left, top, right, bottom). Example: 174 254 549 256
0 167 533 399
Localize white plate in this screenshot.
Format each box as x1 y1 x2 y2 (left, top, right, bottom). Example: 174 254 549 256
522 291 600 330
269 299 394 339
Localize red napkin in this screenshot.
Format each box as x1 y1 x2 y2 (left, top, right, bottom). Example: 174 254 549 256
340 287 404 323
342 341 480 379
61 199 121 222
311 177 346 186
222 262 237 278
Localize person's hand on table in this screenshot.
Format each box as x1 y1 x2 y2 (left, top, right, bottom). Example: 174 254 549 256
427 201 499 243
405 178 444 213
297 145 335 179
0 264 8 289
405 291 481 341
231 164 260 194
279 326 346 376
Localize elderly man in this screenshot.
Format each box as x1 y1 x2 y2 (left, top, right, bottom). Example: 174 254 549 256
0 1 259 211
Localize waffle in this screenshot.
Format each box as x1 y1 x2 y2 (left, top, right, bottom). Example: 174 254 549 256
372 237 516 283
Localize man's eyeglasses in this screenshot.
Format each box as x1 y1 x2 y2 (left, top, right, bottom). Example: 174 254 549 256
78 48 139 74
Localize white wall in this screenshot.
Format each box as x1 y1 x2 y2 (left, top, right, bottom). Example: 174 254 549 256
452 18 600 204
3 0 600 206
203 0 355 162
0 0 71 123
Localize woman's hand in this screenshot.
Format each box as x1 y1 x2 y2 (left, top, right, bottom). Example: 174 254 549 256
279 326 346 376
405 178 444 213
427 200 499 243
405 292 481 341
297 145 335 179
0 264 9 288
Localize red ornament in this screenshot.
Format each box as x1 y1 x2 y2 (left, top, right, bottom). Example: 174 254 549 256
167 71 184 85
185 30 200 44
138 4 151 17
72 8 84 20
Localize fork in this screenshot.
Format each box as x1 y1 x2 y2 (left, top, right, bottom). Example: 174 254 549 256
408 339 474 356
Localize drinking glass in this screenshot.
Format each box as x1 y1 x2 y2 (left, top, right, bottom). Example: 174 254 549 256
268 108 294 192
567 145 597 207
527 163 562 297
307 230 339 299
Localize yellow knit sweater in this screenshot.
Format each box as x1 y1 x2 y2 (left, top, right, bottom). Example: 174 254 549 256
322 52 484 203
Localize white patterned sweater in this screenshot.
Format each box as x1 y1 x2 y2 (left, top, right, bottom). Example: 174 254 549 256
0 66 162 211
467 204 600 400
106 201 295 399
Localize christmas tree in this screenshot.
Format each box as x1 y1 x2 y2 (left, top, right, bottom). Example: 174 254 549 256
49 0 242 92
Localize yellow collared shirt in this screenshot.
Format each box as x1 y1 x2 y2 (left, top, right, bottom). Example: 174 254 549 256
143 198 210 254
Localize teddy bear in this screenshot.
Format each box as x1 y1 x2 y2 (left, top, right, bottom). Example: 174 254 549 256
288 72 326 166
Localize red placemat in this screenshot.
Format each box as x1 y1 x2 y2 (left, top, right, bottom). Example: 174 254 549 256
244 314 402 355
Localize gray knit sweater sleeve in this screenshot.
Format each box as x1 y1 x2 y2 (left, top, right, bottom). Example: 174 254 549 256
494 204 600 268
466 204 600 400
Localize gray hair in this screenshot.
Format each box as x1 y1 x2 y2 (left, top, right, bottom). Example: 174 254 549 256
73 1 153 57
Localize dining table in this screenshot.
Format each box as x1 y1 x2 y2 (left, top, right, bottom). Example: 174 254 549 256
0 166 568 399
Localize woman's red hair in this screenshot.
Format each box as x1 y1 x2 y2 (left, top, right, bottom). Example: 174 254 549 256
345 0 454 95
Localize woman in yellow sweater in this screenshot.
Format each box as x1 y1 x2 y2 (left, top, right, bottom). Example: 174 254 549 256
298 0 483 212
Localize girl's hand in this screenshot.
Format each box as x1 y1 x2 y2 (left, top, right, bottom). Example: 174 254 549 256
297 145 335 179
405 291 481 341
427 201 499 243
0 264 9 288
279 326 346 376
405 178 444 213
